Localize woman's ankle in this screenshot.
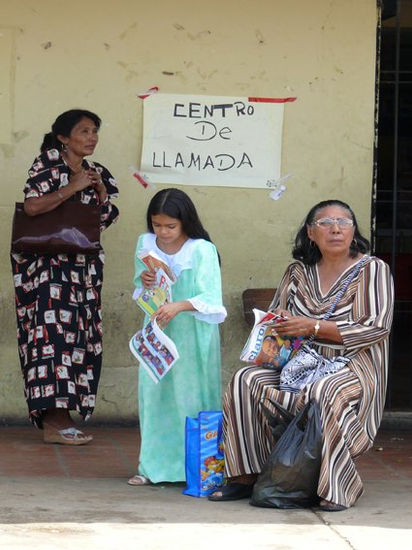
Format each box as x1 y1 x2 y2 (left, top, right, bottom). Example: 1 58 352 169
231 473 257 485
43 408 72 428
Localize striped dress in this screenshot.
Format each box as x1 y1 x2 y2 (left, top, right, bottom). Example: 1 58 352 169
223 256 394 508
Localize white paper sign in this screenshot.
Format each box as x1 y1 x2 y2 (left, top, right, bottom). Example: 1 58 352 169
140 93 286 188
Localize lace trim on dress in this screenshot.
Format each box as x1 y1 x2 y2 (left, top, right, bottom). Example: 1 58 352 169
188 297 227 324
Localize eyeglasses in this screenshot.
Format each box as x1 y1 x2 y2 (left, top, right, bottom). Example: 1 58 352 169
313 217 354 229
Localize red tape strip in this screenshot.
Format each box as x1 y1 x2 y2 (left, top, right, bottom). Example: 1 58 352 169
248 97 297 103
138 86 159 100
133 172 149 188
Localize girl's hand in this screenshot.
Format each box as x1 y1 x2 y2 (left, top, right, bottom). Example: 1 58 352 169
141 270 156 288
154 301 194 327
154 303 182 327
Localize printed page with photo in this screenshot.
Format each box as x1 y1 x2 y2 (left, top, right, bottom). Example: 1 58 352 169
240 308 303 368
129 318 180 383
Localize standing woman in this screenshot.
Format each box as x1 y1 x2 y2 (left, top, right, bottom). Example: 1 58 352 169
128 188 227 485
11 109 119 444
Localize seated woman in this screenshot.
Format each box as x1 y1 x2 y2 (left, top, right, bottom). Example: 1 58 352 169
209 199 394 511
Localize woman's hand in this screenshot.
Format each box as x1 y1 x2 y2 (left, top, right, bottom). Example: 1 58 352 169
70 169 107 203
274 312 343 343
23 170 104 217
23 164 107 217
274 314 316 338
70 169 94 192
274 309 290 320
94 183 108 204
88 170 108 204
23 175 88 216
141 270 156 288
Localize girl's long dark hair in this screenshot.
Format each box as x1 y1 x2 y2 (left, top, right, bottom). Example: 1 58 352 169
292 199 370 265
147 188 221 263
147 188 212 241
40 109 101 152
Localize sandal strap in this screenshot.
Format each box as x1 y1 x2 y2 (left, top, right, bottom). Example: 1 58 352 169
58 427 89 440
128 474 151 486
59 427 79 435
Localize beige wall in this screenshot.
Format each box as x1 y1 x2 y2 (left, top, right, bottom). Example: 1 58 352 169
0 0 378 423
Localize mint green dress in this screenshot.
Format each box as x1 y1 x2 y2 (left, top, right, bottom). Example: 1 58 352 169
133 233 227 482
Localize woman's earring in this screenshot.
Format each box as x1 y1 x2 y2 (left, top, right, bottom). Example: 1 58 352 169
352 238 358 248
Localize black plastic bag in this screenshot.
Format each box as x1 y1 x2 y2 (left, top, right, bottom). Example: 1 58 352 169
260 397 295 439
250 400 322 509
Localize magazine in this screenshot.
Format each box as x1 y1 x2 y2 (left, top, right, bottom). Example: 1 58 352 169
139 249 177 283
135 269 173 316
240 308 303 368
134 250 176 316
129 318 180 383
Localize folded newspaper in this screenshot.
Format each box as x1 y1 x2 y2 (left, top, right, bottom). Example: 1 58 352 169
129 318 180 383
240 309 303 369
134 250 176 316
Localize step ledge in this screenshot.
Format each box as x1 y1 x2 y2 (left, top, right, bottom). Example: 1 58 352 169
381 411 412 430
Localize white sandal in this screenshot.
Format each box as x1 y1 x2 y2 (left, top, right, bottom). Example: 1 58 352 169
43 426 93 446
127 474 151 486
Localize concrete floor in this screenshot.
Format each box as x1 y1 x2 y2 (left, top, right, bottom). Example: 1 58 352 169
0 426 411 550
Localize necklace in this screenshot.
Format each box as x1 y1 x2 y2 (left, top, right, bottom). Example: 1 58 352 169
62 152 84 174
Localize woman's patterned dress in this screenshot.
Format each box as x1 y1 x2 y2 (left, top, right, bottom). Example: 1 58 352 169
11 148 119 427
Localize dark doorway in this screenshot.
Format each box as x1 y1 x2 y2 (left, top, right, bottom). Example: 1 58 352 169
376 0 412 409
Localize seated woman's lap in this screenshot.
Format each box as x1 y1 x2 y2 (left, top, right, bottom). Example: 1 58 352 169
222 365 367 477
264 367 369 458
222 365 298 476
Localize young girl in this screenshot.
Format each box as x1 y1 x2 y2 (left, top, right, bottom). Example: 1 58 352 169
128 188 227 485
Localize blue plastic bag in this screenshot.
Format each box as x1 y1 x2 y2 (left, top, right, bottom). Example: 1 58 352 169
182 410 225 498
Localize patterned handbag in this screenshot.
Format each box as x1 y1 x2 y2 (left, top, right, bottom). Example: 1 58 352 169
279 256 369 393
